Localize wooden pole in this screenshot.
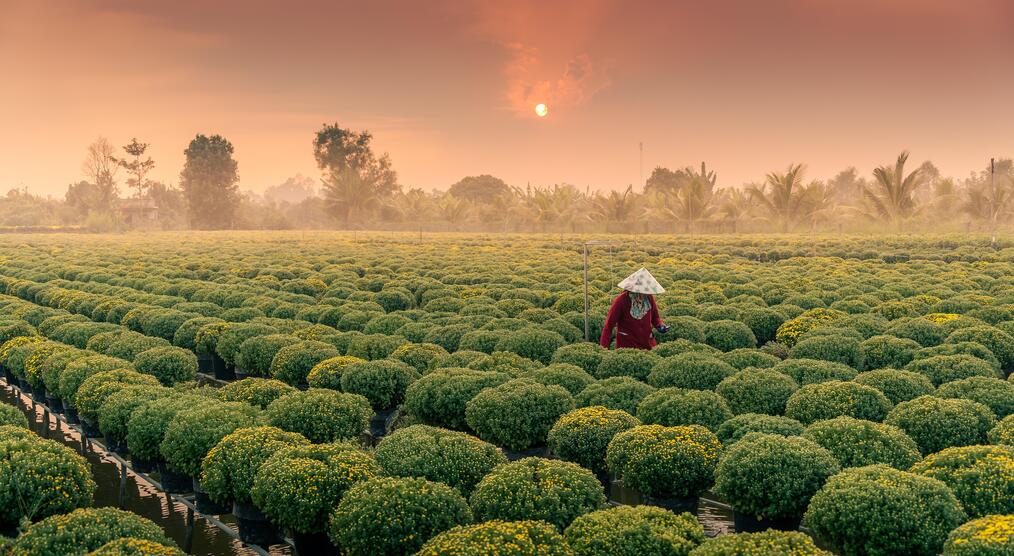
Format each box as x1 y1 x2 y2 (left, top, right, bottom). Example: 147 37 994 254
583 243 590 342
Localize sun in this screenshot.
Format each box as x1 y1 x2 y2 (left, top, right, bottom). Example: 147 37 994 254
534 103 548 117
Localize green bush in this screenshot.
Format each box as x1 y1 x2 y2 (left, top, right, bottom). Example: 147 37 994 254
789 335 863 368
594 348 661 381
338 359 419 410
269 340 341 385
85 538 184 555
57 354 133 405
785 381 892 424
647 353 736 390
859 334 921 370
0 436 96 526
133 347 197 386
346 333 408 361
389 342 448 372
329 477 472 556
636 388 732 432
910 445 1014 518
216 377 296 409
802 416 920 469
803 465 966 556
651 339 719 359
990 414 1014 445
853 369 935 404
0 404 29 428
426 350 485 370
265 389 372 443
76 369 161 423
97 385 168 446
467 351 543 376
551 342 607 374
417 520 571 556
905 355 1002 386
937 376 1014 418
716 369 798 415
126 395 215 463
771 358 857 385
715 413 804 445
10 507 174 556
404 368 511 431
469 457 606 530
200 425 308 505
775 308 847 347
251 442 378 534
305 355 365 389
575 377 656 415
548 406 640 475
688 531 831 556
374 424 506 495
606 424 722 499
946 325 1014 371
714 433 839 521
885 395 996 455
886 317 947 347
235 334 300 376
564 505 706 556
943 515 1014 556
214 323 278 366
160 401 259 476
717 348 780 370
703 319 757 351
457 330 503 354
465 378 574 450
913 341 1001 371
522 363 595 395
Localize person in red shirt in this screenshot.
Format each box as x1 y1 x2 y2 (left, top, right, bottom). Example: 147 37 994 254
600 267 669 350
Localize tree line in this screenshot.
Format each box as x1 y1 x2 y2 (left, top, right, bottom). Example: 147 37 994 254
4 124 1013 234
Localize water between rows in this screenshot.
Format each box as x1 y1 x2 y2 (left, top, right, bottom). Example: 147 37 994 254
0 383 735 555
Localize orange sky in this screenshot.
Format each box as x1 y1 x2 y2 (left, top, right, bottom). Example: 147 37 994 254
2 0 1013 197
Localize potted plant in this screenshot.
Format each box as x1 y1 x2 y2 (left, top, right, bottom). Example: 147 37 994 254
688 530 831 555
564 505 706 556
784 381 892 424
910 445 1014 518
801 416 920 469
715 413 804 445
217 377 296 409
575 377 656 415
8 507 175 555
942 515 1014 556
465 378 574 457
126 394 214 476
403 368 511 431
132 346 198 386
339 359 419 439
306 355 366 390
636 388 733 432
75 369 161 438
264 389 372 443
269 341 340 386
418 520 570 556
548 405 640 487
96 385 169 455
374 424 506 495
0 435 96 529
884 395 995 455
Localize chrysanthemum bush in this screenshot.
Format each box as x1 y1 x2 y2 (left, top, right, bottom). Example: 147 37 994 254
942 514 1014 556
784 381 892 424
235 334 299 376
132 346 197 386
389 342 447 372
717 348 780 370
859 334 921 370
990 414 1014 445
575 377 656 415
10 507 175 556
715 368 798 415
885 395 996 455
547 406 639 475
522 363 595 395
404 368 511 431
76 369 161 423
465 378 574 451
338 358 419 410
594 348 661 381
328 477 472 556
97 385 169 447
374 424 506 495
0 434 96 527
636 388 732 431
909 445 1014 518
771 358 857 385
251 442 378 535
159 401 260 477
551 342 606 374
688 530 831 556
564 505 706 556
416 519 571 556
200 426 308 506
853 368 935 404
269 340 340 385
715 413 804 445
789 334 863 368
801 416 920 469
469 457 605 530
84 537 185 556
0 403 29 428
216 377 295 409
936 376 1014 418
803 465 966 556
126 395 216 465
606 424 722 499
646 353 736 390
714 433 839 521
905 354 1002 386
494 328 565 365
265 389 372 443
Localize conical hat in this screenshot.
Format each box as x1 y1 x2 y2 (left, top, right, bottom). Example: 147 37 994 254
617 268 665 294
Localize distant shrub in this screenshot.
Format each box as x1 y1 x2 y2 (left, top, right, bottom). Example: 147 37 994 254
217 377 296 409
418 520 570 556
885 395 995 455
637 388 732 432
703 320 757 351
785 381 892 424
904 354 1001 386
340 359 419 410
465 379 574 450
375 425 506 496
802 416 920 469
606 424 722 499
265 389 372 443
689 531 831 556
859 335 921 370
575 377 656 415
594 348 661 381
404 368 511 431
936 376 1014 418
716 369 798 415
853 369 935 404
804 465 966 556
548 406 640 475
647 353 736 390
564 505 706 556
771 358 857 385
715 413 804 445
910 445 1014 518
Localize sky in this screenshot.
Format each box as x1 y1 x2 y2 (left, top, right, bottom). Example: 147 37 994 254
2 0 1013 197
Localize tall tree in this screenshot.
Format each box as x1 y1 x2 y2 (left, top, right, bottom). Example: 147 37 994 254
179 134 240 230
961 158 1014 241
860 151 926 228
448 175 511 204
313 124 398 227
82 137 119 210
111 138 155 198
591 185 638 231
748 163 822 232
718 187 754 233
643 166 687 195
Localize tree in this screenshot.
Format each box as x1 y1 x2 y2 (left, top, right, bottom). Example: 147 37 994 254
179 134 240 230
264 175 318 204
962 159 1014 241
827 167 866 205
748 163 822 232
448 175 511 204
591 185 638 231
313 124 398 227
718 187 754 233
82 137 119 209
643 166 687 195
436 194 472 230
389 188 434 226
860 151 926 228
111 138 155 198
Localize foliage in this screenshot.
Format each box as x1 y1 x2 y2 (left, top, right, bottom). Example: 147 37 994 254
269 340 341 386
910 445 1014 518
404 368 511 431
594 348 661 381
159 401 259 476
417 520 571 556
853 368 935 404
200 425 308 505
647 352 736 390
636 388 732 431
905 354 1002 386
784 381 892 424
374 424 506 495
716 368 798 415
216 377 296 409
9 507 174 556
936 376 1014 418
575 377 656 415
265 389 373 443
465 378 574 450
715 413 804 445
606 424 722 498
339 358 419 410
885 395 996 455
564 505 706 556
688 531 831 556
548 406 640 475
180 134 240 230
132 347 197 386
942 515 1014 556
771 358 857 385
0 436 96 526
802 416 920 469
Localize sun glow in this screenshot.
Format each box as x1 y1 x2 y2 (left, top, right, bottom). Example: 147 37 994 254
534 103 548 117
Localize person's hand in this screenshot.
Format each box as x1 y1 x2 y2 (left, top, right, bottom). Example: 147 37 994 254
656 324 669 334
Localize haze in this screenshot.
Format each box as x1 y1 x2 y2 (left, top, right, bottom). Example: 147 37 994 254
2 0 1013 196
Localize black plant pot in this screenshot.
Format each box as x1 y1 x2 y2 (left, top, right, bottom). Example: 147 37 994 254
193 478 229 514
3 367 15 385
233 369 249 381
197 354 214 373
132 455 156 474
45 393 63 414
501 445 549 461
232 501 279 547
80 417 101 438
291 530 338 556
368 408 398 441
213 356 235 381
595 471 613 494
35 385 47 401
17 379 31 395
733 511 802 533
645 494 699 515
107 439 129 457
156 462 193 494
65 405 80 424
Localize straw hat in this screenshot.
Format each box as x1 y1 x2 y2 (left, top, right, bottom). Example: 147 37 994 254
617 267 665 294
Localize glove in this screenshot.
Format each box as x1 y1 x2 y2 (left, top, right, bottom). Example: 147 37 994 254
656 324 670 334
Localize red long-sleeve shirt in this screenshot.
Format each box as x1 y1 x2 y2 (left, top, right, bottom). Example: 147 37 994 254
599 291 663 350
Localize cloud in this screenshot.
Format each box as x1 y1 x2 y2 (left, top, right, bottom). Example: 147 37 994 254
503 46 611 115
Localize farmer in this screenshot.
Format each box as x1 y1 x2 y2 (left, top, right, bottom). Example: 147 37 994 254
600 267 669 350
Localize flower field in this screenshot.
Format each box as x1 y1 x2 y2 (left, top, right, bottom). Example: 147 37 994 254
0 230 1012 555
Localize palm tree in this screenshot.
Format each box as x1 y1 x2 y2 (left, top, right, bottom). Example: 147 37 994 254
591 186 638 232
748 163 819 232
321 167 381 228
718 187 754 233
961 169 1013 242
436 194 472 231
389 188 433 228
860 151 926 228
